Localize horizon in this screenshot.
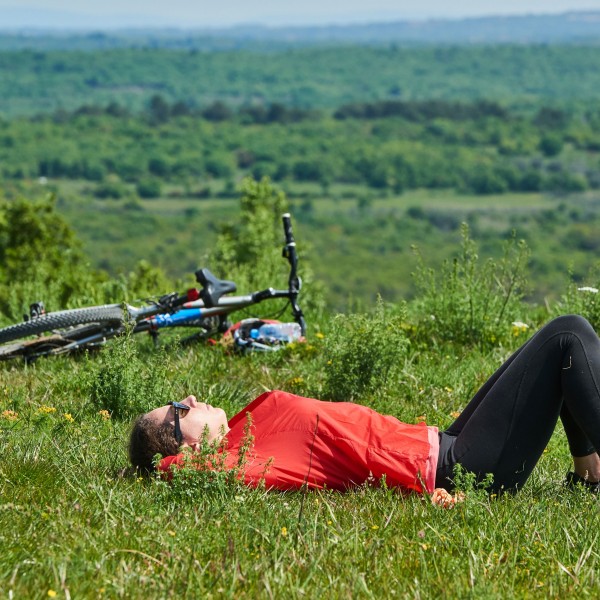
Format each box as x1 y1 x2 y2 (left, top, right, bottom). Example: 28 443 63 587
2 1 600 30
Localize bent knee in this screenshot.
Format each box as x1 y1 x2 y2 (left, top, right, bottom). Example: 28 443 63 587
547 314 595 335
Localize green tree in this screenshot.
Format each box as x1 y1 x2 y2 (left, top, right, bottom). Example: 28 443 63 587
210 177 288 290
0 195 91 318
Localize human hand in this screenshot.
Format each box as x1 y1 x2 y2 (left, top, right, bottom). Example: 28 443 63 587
430 488 465 508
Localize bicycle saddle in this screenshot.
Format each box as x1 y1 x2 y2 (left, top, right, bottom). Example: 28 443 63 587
195 268 237 307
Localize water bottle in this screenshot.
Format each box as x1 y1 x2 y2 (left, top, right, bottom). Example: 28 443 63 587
249 322 302 344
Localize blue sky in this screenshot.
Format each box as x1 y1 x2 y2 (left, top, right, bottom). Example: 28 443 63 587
3 0 600 29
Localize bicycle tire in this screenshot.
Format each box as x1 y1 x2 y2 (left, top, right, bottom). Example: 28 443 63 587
0 304 125 344
0 335 74 361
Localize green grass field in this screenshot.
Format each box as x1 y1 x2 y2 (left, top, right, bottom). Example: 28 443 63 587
2 321 599 598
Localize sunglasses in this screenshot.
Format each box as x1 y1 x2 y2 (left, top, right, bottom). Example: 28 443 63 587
168 401 191 445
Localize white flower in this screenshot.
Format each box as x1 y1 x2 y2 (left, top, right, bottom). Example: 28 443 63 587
577 287 599 293
511 321 529 329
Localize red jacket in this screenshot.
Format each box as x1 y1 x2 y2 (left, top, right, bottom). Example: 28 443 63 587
159 390 439 493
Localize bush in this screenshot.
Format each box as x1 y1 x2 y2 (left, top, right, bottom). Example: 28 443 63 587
136 178 162 199
94 178 127 199
410 224 530 349
554 270 600 331
538 135 564 157
90 334 173 420
319 299 409 402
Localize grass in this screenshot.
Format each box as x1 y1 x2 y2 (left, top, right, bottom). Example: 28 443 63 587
2 315 600 598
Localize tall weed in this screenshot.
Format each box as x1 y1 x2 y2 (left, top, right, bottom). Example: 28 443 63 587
89 333 174 419
410 224 530 349
554 268 600 330
319 298 409 401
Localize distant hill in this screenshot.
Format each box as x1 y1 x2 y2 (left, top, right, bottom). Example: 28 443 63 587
1 12 600 51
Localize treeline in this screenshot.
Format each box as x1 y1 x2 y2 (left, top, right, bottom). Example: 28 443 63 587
334 99 509 121
64 97 317 125
2 97 600 197
67 96 509 125
3 45 600 117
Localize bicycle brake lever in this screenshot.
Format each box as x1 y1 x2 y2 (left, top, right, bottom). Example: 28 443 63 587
157 292 179 311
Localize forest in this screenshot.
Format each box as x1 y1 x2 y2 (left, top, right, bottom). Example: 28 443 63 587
2 44 600 116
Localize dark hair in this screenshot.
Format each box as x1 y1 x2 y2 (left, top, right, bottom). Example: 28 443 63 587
128 414 180 473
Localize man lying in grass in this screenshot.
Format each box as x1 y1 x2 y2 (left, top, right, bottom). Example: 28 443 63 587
129 315 600 503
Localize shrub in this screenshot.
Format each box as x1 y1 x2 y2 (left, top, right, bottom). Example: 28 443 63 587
94 178 127 199
136 178 162 199
89 334 173 420
410 224 530 349
320 298 409 401
538 134 564 157
554 270 600 331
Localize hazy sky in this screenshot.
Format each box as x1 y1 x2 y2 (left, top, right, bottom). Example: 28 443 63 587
3 0 600 28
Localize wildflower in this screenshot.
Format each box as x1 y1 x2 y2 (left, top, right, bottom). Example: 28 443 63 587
281 527 288 537
417 530 425 538
37 405 56 414
63 413 75 423
167 530 176 537
1 409 18 421
371 525 379 530
47 590 57 598
512 321 529 337
315 332 325 339
444 387 453 393
289 377 304 387
98 409 111 420
578 286 599 293
415 415 426 423
450 410 461 418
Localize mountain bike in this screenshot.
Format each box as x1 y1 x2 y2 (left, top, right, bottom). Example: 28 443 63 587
0 213 305 362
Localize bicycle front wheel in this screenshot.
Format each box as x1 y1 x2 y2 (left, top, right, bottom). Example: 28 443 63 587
0 304 125 345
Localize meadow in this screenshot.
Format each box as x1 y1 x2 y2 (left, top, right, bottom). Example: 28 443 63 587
2 185 600 597
2 34 600 598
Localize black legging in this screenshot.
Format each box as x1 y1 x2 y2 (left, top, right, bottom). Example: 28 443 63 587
435 315 600 492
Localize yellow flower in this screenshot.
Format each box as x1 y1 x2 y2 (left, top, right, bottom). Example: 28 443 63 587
371 525 379 530
450 410 461 418
63 413 75 423
37 405 56 414
511 321 529 337
444 387 453 393
281 527 288 537
98 409 111 420
47 591 57 598
1 409 18 421
315 332 325 339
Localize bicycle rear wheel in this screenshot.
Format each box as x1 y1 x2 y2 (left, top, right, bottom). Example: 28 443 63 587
0 304 125 345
